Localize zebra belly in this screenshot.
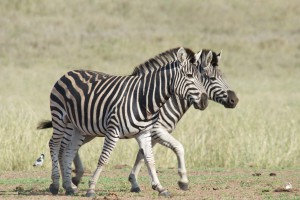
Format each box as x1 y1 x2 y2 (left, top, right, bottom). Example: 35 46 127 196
118 124 154 139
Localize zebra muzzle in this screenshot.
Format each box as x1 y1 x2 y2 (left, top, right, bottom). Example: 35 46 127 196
193 93 208 110
223 90 239 108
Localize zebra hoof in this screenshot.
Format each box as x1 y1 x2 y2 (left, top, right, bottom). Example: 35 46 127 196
71 182 78 191
49 184 59 195
158 190 171 197
65 187 75 196
86 189 96 197
178 181 189 191
72 177 80 187
130 187 141 193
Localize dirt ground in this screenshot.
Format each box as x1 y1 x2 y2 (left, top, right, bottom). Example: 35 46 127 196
0 167 300 200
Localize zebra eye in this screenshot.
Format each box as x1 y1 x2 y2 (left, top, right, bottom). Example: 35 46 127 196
186 73 194 79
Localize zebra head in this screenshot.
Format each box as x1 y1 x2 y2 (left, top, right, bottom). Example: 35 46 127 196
173 47 208 110
195 50 239 108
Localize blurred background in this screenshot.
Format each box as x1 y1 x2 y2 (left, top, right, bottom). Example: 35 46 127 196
0 0 299 171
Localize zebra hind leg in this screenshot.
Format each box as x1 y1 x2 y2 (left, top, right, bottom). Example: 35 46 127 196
48 138 59 195
49 122 67 195
71 152 84 187
72 136 95 187
61 126 85 196
58 128 77 190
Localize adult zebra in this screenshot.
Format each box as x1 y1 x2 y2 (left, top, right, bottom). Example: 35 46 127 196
68 48 238 192
41 47 208 197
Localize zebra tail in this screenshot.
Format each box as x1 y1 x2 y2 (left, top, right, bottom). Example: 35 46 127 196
37 120 53 129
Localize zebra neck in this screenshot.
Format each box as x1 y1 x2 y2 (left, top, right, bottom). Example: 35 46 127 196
138 68 174 119
172 95 193 117
155 95 192 132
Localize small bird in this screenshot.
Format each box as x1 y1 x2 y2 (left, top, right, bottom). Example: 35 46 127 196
285 183 292 190
33 154 44 167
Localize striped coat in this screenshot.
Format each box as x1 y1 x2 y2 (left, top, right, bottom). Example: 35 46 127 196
45 47 208 197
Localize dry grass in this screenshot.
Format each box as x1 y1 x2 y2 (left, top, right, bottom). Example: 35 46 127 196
0 0 300 172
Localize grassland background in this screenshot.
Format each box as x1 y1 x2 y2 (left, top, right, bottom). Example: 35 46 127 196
0 0 299 172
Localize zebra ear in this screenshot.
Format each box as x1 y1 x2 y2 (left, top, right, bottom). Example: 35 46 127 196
177 47 188 63
217 50 222 62
194 50 202 64
205 51 213 66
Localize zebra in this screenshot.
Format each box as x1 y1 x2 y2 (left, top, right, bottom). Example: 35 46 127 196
69 48 239 192
41 47 208 197
38 48 239 194
127 49 239 192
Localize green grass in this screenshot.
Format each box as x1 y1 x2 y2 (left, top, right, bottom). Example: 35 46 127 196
0 0 300 173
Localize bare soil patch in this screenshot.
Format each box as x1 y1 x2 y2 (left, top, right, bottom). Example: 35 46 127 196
0 167 300 199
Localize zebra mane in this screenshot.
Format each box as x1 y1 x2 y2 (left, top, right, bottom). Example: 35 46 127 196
131 47 196 75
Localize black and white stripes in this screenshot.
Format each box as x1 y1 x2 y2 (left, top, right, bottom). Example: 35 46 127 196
46 47 208 197
71 48 239 192
38 47 239 196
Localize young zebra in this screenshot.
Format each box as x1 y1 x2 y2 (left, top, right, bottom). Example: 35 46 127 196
43 47 207 197
69 49 238 192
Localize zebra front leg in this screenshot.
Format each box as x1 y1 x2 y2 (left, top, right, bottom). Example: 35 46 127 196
128 149 143 193
153 129 189 190
61 127 85 195
136 132 170 197
72 136 96 187
128 141 158 193
86 136 119 197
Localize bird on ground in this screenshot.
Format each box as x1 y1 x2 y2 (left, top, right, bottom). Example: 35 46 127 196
33 154 44 167
285 183 292 190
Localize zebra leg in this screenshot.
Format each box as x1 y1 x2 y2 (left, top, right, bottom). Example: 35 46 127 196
72 152 83 187
86 136 119 197
128 141 158 193
136 131 170 197
58 124 80 192
58 128 73 187
153 129 189 190
72 136 96 187
61 127 85 195
128 149 144 193
49 123 66 195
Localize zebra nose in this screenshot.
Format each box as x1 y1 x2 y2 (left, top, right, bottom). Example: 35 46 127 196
201 93 208 102
192 93 208 110
229 98 235 104
199 93 208 110
226 90 239 108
